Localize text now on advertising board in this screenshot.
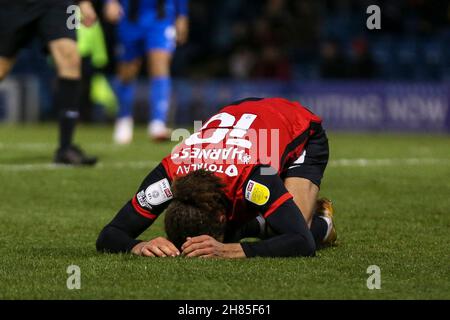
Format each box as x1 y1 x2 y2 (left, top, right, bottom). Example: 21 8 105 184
1 78 449 132
172 80 450 133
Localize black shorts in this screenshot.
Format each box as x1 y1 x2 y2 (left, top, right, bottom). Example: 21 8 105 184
283 124 329 187
0 0 76 58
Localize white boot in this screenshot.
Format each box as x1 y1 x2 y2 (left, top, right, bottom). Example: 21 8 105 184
148 120 171 141
113 116 134 145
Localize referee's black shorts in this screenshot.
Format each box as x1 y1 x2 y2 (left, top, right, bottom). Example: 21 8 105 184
0 0 76 58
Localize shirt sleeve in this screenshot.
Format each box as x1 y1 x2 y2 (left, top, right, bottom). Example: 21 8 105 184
131 162 173 220
240 198 316 257
242 166 293 219
240 166 316 257
96 163 173 253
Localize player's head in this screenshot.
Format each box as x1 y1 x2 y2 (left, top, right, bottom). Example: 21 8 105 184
164 170 228 249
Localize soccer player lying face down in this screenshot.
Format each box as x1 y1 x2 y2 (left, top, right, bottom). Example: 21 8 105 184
164 170 228 249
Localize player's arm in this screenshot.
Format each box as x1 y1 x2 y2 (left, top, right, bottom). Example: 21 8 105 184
239 166 316 257
96 163 177 256
181 235 246 258
78 0 97 27
182 166 316 258
175 0 189 45
103 0 123 24
180 207 315 258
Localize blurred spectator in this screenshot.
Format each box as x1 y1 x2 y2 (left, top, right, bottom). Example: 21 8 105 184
348 38 376 78
319 40 349 78
173 0 449 81
288 0 321 61
229 46 256 79
160 0 450 81
253 44 292 80
9 0 450 82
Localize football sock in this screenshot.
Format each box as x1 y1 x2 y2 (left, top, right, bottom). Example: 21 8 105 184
55 78 81 150
112 78 136 118
149 76 170 123
310 215 330 245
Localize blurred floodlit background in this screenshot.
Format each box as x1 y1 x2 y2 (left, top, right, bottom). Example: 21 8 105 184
1 0 449 132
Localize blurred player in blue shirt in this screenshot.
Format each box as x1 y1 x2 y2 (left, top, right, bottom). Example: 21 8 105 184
104 0 189 143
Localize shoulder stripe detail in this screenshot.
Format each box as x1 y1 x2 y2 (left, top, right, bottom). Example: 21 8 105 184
132 196 157 219
263 192 293 218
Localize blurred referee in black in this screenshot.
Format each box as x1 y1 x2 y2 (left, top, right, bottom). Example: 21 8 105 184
0 0 97 165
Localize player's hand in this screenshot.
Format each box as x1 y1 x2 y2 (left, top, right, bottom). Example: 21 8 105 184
79 1 97 27
175 16 189 45
181 235 224 258
104 0 124 24
132 237 180 257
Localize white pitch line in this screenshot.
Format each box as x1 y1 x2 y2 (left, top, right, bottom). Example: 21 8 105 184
0 142 54 151
0 158 448 172
0 161 160 172
328 158 449 167
0 142 129 151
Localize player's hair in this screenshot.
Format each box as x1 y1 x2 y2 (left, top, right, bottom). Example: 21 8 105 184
164 170 228 249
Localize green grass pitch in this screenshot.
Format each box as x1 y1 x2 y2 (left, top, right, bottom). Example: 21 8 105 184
0 124 449 299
